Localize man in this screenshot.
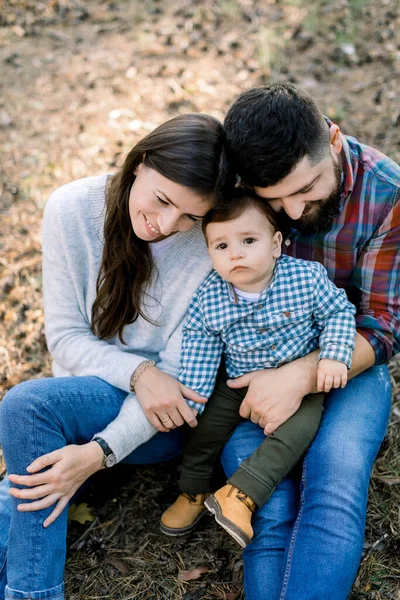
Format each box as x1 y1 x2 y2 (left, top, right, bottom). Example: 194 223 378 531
220 83 399 599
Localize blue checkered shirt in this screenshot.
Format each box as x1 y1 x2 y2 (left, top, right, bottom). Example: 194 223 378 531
180 254 356 413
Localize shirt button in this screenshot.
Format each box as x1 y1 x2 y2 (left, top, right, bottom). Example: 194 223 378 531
257 304 263 310
259 328 266 334
271 344 277 350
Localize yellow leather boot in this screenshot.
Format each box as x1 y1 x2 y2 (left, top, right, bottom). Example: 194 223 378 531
160 493 209 536
205 484 256 548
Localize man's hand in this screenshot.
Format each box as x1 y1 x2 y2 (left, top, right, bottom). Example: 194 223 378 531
227 357 317 435
317 358 348 392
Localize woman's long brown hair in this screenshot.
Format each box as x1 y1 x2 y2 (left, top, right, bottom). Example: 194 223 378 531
91 113 235 342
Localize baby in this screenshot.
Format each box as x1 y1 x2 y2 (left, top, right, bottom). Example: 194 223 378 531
160 188 356 548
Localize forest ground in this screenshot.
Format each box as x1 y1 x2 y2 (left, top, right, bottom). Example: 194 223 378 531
0 1 399 598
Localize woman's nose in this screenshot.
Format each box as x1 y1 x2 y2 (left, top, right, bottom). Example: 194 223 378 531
158 214 179 235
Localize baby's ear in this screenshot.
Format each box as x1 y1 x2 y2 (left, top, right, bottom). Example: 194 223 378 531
273 231 283 258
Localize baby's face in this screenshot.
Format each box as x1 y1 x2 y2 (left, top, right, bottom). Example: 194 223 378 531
206 206 282 293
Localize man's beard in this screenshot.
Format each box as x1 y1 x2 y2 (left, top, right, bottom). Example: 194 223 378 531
277 160 343 234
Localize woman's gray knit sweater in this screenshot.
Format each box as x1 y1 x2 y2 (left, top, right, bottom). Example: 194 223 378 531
42 175 212 461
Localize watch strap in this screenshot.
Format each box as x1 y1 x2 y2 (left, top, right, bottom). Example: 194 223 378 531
92 436 116 468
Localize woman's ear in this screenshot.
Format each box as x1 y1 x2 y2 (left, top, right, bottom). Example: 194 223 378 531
134 160 145 176
272 231 283 258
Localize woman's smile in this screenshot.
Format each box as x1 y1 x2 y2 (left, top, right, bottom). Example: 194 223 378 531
143 215 161 237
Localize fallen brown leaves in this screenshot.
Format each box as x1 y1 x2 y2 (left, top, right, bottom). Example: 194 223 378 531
178 565 211 581
0 1 399 599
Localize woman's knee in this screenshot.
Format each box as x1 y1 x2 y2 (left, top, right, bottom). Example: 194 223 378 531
0 379 52 446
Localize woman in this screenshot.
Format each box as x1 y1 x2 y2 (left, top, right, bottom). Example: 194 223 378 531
0 113 235 599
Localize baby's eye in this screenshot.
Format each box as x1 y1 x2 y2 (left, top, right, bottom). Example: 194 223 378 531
216 243 228 250
243 237 256 244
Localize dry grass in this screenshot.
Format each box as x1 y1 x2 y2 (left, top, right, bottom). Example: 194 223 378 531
0 1 399 598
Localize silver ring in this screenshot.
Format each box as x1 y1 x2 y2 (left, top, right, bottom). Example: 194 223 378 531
161 417 171 424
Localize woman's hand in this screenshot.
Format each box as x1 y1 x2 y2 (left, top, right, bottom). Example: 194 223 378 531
227 353 318 435
7 441 104 527
134 365 207 431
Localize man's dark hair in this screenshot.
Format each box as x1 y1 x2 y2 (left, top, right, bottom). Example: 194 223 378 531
224 83 330 188
202 187 278 241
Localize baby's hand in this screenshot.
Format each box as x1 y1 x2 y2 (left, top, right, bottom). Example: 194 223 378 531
317 358 348 393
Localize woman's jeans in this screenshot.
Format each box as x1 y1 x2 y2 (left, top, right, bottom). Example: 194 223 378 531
0 365 392 600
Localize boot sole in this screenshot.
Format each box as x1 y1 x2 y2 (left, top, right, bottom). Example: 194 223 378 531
204 495 251 548
159 509 208 537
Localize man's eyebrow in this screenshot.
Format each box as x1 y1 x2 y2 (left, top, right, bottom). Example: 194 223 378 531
263 174 321 201
156 189 204 219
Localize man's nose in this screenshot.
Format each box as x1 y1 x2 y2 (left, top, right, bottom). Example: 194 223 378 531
280 198 306 220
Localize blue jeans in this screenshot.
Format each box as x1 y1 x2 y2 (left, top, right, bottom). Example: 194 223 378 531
0 366 391 599
222 365 392 599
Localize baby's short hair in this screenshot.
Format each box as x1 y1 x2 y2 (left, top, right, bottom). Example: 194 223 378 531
202 186 279 240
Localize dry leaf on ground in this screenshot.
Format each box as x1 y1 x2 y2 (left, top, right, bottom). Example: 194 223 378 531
68 502 95 525
178 566 211 581
108 557 131 575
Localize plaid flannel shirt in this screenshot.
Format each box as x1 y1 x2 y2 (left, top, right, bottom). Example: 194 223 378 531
284 123 400 364
181 255 356 413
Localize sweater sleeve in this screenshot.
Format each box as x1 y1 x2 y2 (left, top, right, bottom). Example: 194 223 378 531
94 392 158 462
97 301 209 461
42 188 149 393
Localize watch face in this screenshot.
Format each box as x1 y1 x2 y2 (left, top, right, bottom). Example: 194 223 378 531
105 453 117 468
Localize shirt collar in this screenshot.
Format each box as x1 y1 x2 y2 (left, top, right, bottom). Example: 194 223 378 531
227 282 239 303
224 256 282 304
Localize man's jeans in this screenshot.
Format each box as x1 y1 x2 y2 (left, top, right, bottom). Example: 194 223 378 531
0 366 391 600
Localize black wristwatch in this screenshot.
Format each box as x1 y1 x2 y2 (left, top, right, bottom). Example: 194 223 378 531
92 436 117 468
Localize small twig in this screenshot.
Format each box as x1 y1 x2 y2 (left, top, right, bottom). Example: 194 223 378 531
105 507 128 541
362 533 389 563
70 516 99 550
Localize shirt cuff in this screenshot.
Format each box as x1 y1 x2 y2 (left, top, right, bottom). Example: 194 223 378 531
319 344 353 369
357 328 392 365
185 398 206 414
